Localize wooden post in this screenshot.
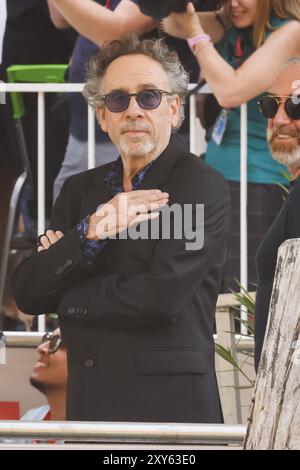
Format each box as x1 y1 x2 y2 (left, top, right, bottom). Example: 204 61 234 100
244 239 300 450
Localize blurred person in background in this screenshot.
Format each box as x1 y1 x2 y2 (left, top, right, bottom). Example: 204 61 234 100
22 327 67 421
255 58 300 370
0 0 77 235
1 328 67 444
0 0 77 332
0 328 68 444
164 0 300 292
48 0 156 202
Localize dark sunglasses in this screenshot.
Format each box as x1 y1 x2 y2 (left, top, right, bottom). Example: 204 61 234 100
100 89 173 113
258 95 300 120
40 333 65 354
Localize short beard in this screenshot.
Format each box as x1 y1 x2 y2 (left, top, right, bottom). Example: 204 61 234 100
119 139 156 160
30 376 46 394
267 128 300 167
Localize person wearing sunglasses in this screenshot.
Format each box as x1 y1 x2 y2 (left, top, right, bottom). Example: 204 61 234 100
47 0 157 204
13 35 230 424
164 0 300 293
255 57 300 371
22 328 67 422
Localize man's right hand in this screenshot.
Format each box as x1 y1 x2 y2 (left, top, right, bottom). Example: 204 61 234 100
85 190 169 241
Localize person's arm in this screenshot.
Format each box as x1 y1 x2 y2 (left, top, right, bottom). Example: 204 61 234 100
163 7 230 44
57 168 230 328
194 21 300 108
48 0 156 46
11 179 95 314
47 0 71 29
164 3 300 108
12 176 167 315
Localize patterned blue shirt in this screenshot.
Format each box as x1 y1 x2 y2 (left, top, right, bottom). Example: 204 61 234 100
77 157 155 266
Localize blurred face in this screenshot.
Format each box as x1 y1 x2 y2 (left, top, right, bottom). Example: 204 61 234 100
227 0 259 28
96 54 180 162
30 328 67 393
267 64 300 168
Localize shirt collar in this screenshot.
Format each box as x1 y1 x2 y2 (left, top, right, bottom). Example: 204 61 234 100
104 136 182 195
104 156 155 195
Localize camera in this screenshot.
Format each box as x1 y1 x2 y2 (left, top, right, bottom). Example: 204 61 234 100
137 0 221 20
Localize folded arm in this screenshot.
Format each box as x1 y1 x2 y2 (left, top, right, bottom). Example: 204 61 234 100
12 179 169 315
11 179 94 314
57 174 230 327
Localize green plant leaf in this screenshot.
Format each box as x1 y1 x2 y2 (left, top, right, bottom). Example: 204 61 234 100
215 343 254 385
215 344 239 369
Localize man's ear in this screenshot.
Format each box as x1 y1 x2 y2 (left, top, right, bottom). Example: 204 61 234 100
170 95 181 130
96 107 108 132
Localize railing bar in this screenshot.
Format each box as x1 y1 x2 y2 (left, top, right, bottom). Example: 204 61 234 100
2 331 254 348
0 421 246 443
240 104 248 335
0 83 84 92
0 83 198 93
37 91 46 332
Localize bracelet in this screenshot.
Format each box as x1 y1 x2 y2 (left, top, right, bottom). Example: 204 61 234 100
192 41 213 54
187 34 212 52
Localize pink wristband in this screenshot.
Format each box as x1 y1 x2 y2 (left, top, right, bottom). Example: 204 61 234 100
187 34 211 51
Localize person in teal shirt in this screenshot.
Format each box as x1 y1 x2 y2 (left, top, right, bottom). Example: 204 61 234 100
205 17 289 186
164 0 300 290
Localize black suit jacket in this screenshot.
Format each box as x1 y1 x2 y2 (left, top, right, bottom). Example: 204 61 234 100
255 178 300 370
12 137 230 423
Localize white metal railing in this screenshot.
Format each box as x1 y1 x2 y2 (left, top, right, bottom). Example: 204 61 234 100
2 292 255 348
0 421 246 444
0 82 248 333
240 104 248 334
1 331 254 350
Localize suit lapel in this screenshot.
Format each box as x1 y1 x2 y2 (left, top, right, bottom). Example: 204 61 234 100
138 136 185 191
80 165 116 220
82 136 185 219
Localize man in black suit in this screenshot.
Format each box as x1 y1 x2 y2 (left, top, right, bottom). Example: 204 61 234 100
255 58 300 370
12 35 230 423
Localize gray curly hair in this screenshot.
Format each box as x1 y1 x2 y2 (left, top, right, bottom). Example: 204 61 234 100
83 34 189 131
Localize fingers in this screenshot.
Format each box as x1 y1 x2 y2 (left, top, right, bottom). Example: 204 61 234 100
100 190 169 218
126 189 169 203
55 230 64 240
187 2 196 13
129 199 168 216
45 230 61 245
88 189 170 241
130 211 160 227
126 192 169 213
38 234 51 250
37 230 64 252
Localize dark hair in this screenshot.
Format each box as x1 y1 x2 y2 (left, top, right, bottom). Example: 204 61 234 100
83 34 189 130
